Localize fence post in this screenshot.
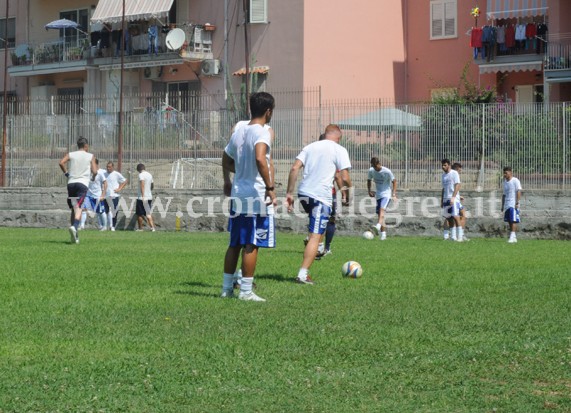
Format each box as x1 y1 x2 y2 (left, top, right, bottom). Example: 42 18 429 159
476 104 486 191
564 102 567 190
404 104 409 189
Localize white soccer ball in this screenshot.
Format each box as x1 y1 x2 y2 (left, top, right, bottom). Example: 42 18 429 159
362 230 375 240
341 261 363 278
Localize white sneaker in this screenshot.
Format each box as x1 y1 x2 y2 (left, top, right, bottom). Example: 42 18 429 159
456 237 463 242
238 291 266 302
68 226 79 244
508 237 517 243
79 224 85 230
371 225 381 236
151 228 156 232
220 290 234 298
443 235 450 240
380 233 387 241
110 227 115 232
99 227 107 231
463 236 470 242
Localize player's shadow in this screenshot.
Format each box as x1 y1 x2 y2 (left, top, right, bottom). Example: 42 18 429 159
174 280 219 298
255 273 293 283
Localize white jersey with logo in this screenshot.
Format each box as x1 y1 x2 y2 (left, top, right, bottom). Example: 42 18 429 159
87 168 107 198
442 170 461 200
67 150 93 187
105 170 127 198
224 123 272 214
503 177 522 208
296 140 351 207
368 166 395 199
138 170 153 200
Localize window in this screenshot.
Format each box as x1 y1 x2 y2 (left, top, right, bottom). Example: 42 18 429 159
430 0 456 39
56 87 84 115
60 8 89 47
249 0 268 24
0 17 16 48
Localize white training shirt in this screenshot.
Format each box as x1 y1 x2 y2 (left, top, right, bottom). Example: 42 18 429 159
224 123 272 214
503 177 522 209
442 169 461 200
67 150 93 187
138 170 153 200
87 168 107 198
105 170 127 198
368 166 395 200
296 140 352 207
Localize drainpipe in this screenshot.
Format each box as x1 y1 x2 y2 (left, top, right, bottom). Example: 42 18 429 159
1 0 9 187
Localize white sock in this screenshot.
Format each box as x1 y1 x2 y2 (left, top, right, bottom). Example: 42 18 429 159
80 211 87 226
107 212 114 228
457 227 464 240
98 213 107 228
222 273 234 291
297 268 308 280
510 232 516 239
381 231 387 237
240 277 254 294
375 223 381 231
318 243 324 254
443 230 450 239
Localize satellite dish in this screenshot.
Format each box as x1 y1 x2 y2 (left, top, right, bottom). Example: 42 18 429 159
166 28 186 51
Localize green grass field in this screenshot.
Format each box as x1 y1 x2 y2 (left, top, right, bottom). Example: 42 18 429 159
1 228 570 412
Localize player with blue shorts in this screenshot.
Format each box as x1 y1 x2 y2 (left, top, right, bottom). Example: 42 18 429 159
220 92 276 302
367 157 397 240
286 124 352 285
501 166 522 243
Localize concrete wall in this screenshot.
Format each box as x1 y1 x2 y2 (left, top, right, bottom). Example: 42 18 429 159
1 188 569 239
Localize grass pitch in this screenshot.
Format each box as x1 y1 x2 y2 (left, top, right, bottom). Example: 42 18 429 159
0 228 570 412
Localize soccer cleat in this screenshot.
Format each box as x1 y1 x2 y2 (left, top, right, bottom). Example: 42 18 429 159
443 234 450 240
295 275 315 285
463 236 470 242
69 226 79 244
371 225 381 236
380 233 387 241
238 291 266 302
151 228 156 232
135 228 143 232
220 290 234 298
508 237 517 243
99 227 107 231
322 249 332 257
79 224 85 230
303 237 309 246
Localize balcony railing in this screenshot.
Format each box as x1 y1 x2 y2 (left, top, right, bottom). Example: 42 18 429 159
545 39 571 71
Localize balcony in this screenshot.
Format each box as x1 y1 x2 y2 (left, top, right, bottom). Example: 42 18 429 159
544 35 571 83
8 26 214 77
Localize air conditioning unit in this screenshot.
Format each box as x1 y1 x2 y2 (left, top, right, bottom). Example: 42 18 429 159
143 66 162 80
201 59 221 76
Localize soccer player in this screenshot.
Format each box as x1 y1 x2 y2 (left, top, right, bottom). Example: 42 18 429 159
80 158 108 230
441 158 463 242
104 161 128 231
367 157 397 240
442 162 469 241
220 92 276 302
501 166 522 243
286 124 352 284
135 163 156 232
58 136 97 244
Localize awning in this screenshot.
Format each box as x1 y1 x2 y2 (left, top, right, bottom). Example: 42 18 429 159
232 66 270 76
486 0 548 19
91 0 175 24
479 61 543 74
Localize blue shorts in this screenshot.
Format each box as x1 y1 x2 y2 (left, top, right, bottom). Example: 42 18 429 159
442 200 461 218
299 196 331 235
66 182 88 209
375 197 391 214
82 196 105 213
228 213 275 248
136 199 153 217
504 207 521 223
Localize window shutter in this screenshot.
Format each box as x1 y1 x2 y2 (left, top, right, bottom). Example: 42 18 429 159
249 0 267 24
431 3 443 38
444 1 456 37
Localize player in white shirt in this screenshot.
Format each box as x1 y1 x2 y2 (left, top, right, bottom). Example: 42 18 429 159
441 158 463 242
135 163 156 232
220 92 276 302
80 159 108 230
501 166 522 243
104 161 128 231
442 162 470 241
286 124 352 285
367 157 397 240
58 137 97 244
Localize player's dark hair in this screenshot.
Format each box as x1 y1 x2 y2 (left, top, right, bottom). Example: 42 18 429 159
318 133 326 141
452 162 462 170
137 163 145 172
249 92 275 118
77 137 88 149
94 158 99 165
503 166 512 172
441 158 451 165
370 157 380 166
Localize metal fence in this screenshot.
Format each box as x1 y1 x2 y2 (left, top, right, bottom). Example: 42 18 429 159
1 90 570 191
